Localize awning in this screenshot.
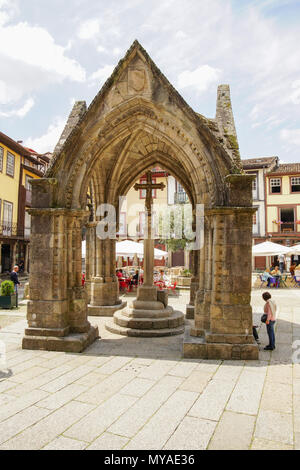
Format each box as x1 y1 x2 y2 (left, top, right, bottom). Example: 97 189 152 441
252 241 292 257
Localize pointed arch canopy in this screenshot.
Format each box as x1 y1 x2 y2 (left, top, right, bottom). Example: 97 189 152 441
46 41 240 213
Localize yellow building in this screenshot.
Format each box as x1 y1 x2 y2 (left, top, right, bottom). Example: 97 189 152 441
266 163 300 254
0 132 47 273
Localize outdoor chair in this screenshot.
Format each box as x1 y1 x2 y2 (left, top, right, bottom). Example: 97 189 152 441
259 275 267 288
293 276 300 288
279 275 288 288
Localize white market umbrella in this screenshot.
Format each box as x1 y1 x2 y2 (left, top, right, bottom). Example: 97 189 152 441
252 241 292 257
116 240 144 258
82 239 168 260
286 244 300 256
116 240 168 260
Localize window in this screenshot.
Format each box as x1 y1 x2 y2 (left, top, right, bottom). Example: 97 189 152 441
252 178 257 191
0 146 3 172
291 177 300 193
6 152 15 177
139 177 156 199
270 178 281 194
25 175 32 190
24 212 31 239
3 201 13 236
280 207 295 233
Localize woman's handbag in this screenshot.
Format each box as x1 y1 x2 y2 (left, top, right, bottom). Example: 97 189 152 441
261 313 268 323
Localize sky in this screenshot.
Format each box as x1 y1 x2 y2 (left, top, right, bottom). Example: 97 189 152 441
0 0 300 163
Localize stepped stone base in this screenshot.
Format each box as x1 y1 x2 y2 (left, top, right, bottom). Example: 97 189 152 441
105 285 185 337
183 327 259 360
87 301 127 317
22 325 99 353
105 316 185 337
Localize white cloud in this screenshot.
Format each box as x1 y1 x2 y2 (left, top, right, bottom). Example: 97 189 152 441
0 22 85 82
177 65 221 92
77 19 100 40
175 30 188 39
97 45 107 53
280 128 300 147
113 47 122 56
0 15 86 109
24 116 66 154
0 0 18 26
0 97 34 118
89 65 114 86
287 80 300 105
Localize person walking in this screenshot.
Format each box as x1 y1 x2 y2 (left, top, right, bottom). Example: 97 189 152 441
262 291 277 350
278 253 285 274
10 265 20 294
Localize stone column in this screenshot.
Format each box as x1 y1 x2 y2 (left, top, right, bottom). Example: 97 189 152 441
24 242 29 274
192 215 213 336
186 248 199 319
22 181 98 353
88 234 124 316
184 174 258 360
85 223 95 304
205 207 258 359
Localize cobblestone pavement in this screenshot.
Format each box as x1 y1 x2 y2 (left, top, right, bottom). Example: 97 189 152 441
0 289 299 450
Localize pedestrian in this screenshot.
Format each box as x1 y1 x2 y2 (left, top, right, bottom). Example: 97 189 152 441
252 325 260 344
10 265 20 294
262 291 277 350
278 253 285 274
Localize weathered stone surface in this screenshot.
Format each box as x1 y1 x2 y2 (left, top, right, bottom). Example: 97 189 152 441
24 41 254 357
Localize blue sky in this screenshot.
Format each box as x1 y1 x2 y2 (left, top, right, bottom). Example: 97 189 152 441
0 0 299 163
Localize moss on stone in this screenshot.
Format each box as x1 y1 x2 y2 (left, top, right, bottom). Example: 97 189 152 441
226 134 239 150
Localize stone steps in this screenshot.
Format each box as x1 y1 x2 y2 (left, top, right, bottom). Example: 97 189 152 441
122 306 174 319
113 309 184 330
105 317 185 337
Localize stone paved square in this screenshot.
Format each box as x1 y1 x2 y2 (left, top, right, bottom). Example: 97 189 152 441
0 289 299 450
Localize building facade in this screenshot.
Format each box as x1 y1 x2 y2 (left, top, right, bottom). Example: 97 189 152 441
242 157 279 269
0 132 47 274
266 163 300 253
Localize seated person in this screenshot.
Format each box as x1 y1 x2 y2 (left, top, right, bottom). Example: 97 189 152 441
290 264 296 276
116 269 123 279
132 270 139 286
159 269 171 286
271 266 281 277
295 265 300 281
262 269 272 287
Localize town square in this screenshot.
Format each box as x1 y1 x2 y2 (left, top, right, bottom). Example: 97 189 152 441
0 0 300 453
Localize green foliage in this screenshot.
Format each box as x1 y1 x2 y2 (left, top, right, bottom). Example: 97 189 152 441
0 280 15 297
158 205 193 253
181 269 192 277
226 134 239 150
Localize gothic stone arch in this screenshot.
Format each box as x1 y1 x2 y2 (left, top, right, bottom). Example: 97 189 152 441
22 41 258 360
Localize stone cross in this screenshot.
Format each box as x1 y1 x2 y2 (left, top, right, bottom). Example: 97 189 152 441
134 171 165 286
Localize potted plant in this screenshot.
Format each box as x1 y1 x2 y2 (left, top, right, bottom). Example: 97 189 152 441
0 280 17 309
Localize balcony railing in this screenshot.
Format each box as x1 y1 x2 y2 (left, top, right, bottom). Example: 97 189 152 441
0 221 31 239
174 192 188 204
280 222 296 233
